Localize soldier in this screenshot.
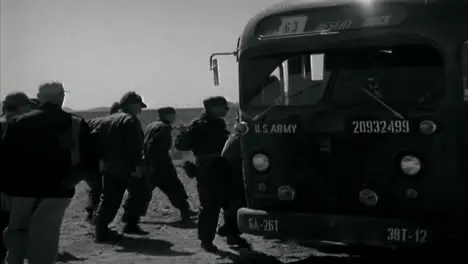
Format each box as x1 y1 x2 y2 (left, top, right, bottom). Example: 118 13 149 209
93 92 151 242
142 107 196 221
1 82 95 264
175 96 241 252
84 102 121 222
217 118 249 247
0 92 38 263
216 114 247 240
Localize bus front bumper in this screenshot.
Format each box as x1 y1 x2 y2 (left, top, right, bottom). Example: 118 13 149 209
237 207 465 248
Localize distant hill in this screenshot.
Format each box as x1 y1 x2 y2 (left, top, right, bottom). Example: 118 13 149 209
82 101 238 113
75 101 239 129
82 107 109 112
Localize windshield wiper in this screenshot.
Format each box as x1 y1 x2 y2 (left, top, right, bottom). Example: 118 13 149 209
251 82 322 121
361 88 405 120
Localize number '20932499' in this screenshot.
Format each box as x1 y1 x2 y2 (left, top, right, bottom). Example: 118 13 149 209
352 120 410 134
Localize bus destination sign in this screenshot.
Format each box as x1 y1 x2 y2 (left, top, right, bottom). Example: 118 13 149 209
255 6 408 37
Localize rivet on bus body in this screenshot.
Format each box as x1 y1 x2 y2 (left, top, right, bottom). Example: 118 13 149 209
359 189 379 207
406 189 418 199
277 185 296 201
258 183 266 192
420 120 437 135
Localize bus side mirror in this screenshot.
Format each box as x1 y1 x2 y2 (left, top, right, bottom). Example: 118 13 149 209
211 58 220 86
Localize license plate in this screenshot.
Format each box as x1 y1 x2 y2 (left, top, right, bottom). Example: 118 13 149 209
352 120 410 134
248 218 280 233
386 227 428 244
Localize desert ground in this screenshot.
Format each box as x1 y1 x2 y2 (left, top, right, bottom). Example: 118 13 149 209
57 160 326 264
54 108 436 263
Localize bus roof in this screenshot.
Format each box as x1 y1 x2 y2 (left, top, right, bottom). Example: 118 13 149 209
238 0 462 51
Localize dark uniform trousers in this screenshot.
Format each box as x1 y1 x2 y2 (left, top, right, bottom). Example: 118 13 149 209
1 210 8 261
219 134 245 237
143 166 191 215
84 170 103 218
94 170 151 230
196 157 236 242
220 166 244 236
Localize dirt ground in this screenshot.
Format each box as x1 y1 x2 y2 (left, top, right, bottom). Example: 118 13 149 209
57 161 332 264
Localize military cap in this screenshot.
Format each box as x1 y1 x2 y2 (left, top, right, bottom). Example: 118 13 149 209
203 96 228 109
119 91 147 108
157 107 176 116
2 92 35 111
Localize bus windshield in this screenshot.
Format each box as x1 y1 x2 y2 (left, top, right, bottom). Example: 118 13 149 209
244 44 445 111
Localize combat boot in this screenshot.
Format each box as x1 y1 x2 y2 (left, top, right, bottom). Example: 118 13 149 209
95 227 123 243
201 241 219 253
123 222 149 235
227 235 250 248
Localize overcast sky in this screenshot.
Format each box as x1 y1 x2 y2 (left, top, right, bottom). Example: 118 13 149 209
0 0 287 110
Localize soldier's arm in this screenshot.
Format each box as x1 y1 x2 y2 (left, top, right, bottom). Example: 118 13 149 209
0 119 7 142
175 121 197 151
78 119 99 172
222 134 241 163
123 116 144 170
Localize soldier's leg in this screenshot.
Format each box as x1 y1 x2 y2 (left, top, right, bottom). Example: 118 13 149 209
196 170 223 251
219 168 248 246
27 197 71 264
121 177 152 235
140 176 157 219
156 171 195 220
0 209 9 262
3 197 36 264
94 171 126 242
84 171 102 221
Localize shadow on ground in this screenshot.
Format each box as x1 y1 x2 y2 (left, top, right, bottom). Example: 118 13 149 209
281 243 465 263
115 237 194 257
57 251 87 263
140 219 198 229
214 248 281 264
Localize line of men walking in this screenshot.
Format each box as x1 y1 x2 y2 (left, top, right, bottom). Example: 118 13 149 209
0 82 248 263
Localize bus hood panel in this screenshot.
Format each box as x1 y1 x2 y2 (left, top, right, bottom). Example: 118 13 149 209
244 111 468 218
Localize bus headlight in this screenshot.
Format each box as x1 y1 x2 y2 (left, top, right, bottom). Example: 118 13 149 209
252 153 270 172
400 155 421 176
234 121 249 136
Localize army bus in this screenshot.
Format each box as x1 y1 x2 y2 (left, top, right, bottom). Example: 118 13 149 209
209 0 468 249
